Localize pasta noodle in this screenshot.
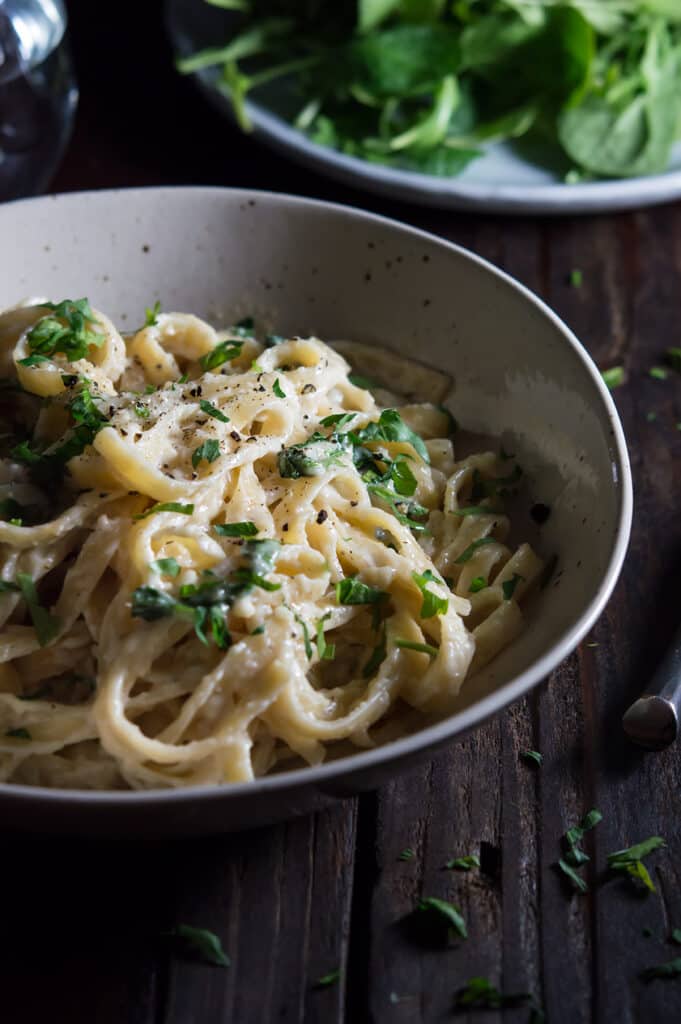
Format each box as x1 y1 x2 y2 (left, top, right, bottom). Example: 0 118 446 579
0 299 544 789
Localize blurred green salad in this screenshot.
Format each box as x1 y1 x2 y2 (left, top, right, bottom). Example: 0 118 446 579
178 1 681 180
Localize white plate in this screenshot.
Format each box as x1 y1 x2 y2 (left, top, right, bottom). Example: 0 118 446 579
166 0 681 215
0 187 632 835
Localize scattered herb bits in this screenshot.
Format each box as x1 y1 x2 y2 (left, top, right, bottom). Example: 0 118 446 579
649 366 668 380
199 399 229 423
569 268 583 288
164 924 230 967
398 848 415 862
521 749 542 767
417 897 467 941
445 855 480 871
315 969 341 988
602 367 624 390
640 957 681 982
607 836 665 894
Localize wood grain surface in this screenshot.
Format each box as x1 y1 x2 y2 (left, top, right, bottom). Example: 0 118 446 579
2 2 681 1021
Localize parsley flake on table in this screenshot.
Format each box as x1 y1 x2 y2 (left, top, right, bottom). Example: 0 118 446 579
640 957 681 982
569 268 583 288
417 896 467 940
556 808 602 891
601 366 624 390
164 924 230 967
607 835 665 893
315 968 341 988
398 848 415 862
454 976 533 1011
520 749 542 767
445 854 480 871
650 366 668 380
24 298 103 363
666 347 681 372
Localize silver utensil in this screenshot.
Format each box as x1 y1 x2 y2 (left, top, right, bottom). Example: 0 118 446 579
622 627 681 749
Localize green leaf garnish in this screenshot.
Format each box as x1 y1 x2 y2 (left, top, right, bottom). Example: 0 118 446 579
607 836 665 893
165 924 230 967
569 268 583 288
16 573 60 647
278 434 348 479
348 374 377 390
445 854 480 871
214 521 258 538
199 340 245 372
520 749 542 767
5 727 31 740
352 409 429 463
556 808 602 890
502 573 524 600
319 412 356 429
455 537 496 564
602 366 624 390
199 399 230 423
398 848 415 861
336 577 387 606
295 614 313 660
18 354 50 367
26 298 103 363
468 576 487 593
133 401 150 420
640 957 681 982
192 439 221 468
315 614 335 660
315 968 341 988
395 638 438 658
411 569 448 617
145 300 161 327
451 506 495 517
362 629 387 678
134 502 194 520
273 378 285 398
557 858 588 893
150 558 181 578
454 977 532 1010
666 347 681 373
417 896 467 940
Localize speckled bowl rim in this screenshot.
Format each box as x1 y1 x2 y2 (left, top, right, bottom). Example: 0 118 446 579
0 186 633 806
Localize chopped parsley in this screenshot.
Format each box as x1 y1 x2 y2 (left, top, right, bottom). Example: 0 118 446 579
650 366 668 380
672 928 681 945
640 957 681 981
296 615 313 660
417 897 467 940
520 749 542 767
569 268 583 288
315 968 341 988
362 629 387 678
144 300 161 327
132 540 280 648
348 374 376 390
214 521 258 538
451 506 494 517
18 354 50 367
319 412 356 429
16 573 60 647
445 854 480 871
395 638 438 658
199 340 245 372
134 502 194 520
601 366 624 390
468 576 487 593
666 347 681 373
351 409 429 463
455 977 530 1010
273 378 285 398
398 848 415 862
278 433 348 479
150 558 181 578
133 401 150 419
25 298 103 363
502 574 524 600
191 439 221 468
164 924 230 967
336 578 387 606
199 399 230 423
315 614 335 660
5 727 31 740
607 836 665 893
412 569 448 618
556 808 602 891
455 537 496 564
251 359 264 372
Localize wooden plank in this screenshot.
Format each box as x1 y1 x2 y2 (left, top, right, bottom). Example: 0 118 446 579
0 834 163 1024
162 802 356 1024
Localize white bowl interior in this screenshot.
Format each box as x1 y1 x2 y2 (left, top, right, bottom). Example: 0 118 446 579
0 187 630 779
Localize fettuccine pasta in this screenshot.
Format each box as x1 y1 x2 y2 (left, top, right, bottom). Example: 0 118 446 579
0 299 543 789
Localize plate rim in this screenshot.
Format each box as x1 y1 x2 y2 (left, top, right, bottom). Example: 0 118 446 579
0 185 634 805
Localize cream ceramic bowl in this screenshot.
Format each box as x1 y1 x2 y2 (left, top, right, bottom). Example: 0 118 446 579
0 188 632 836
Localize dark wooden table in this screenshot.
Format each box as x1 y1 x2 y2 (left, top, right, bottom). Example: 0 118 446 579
3 3 681 1021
